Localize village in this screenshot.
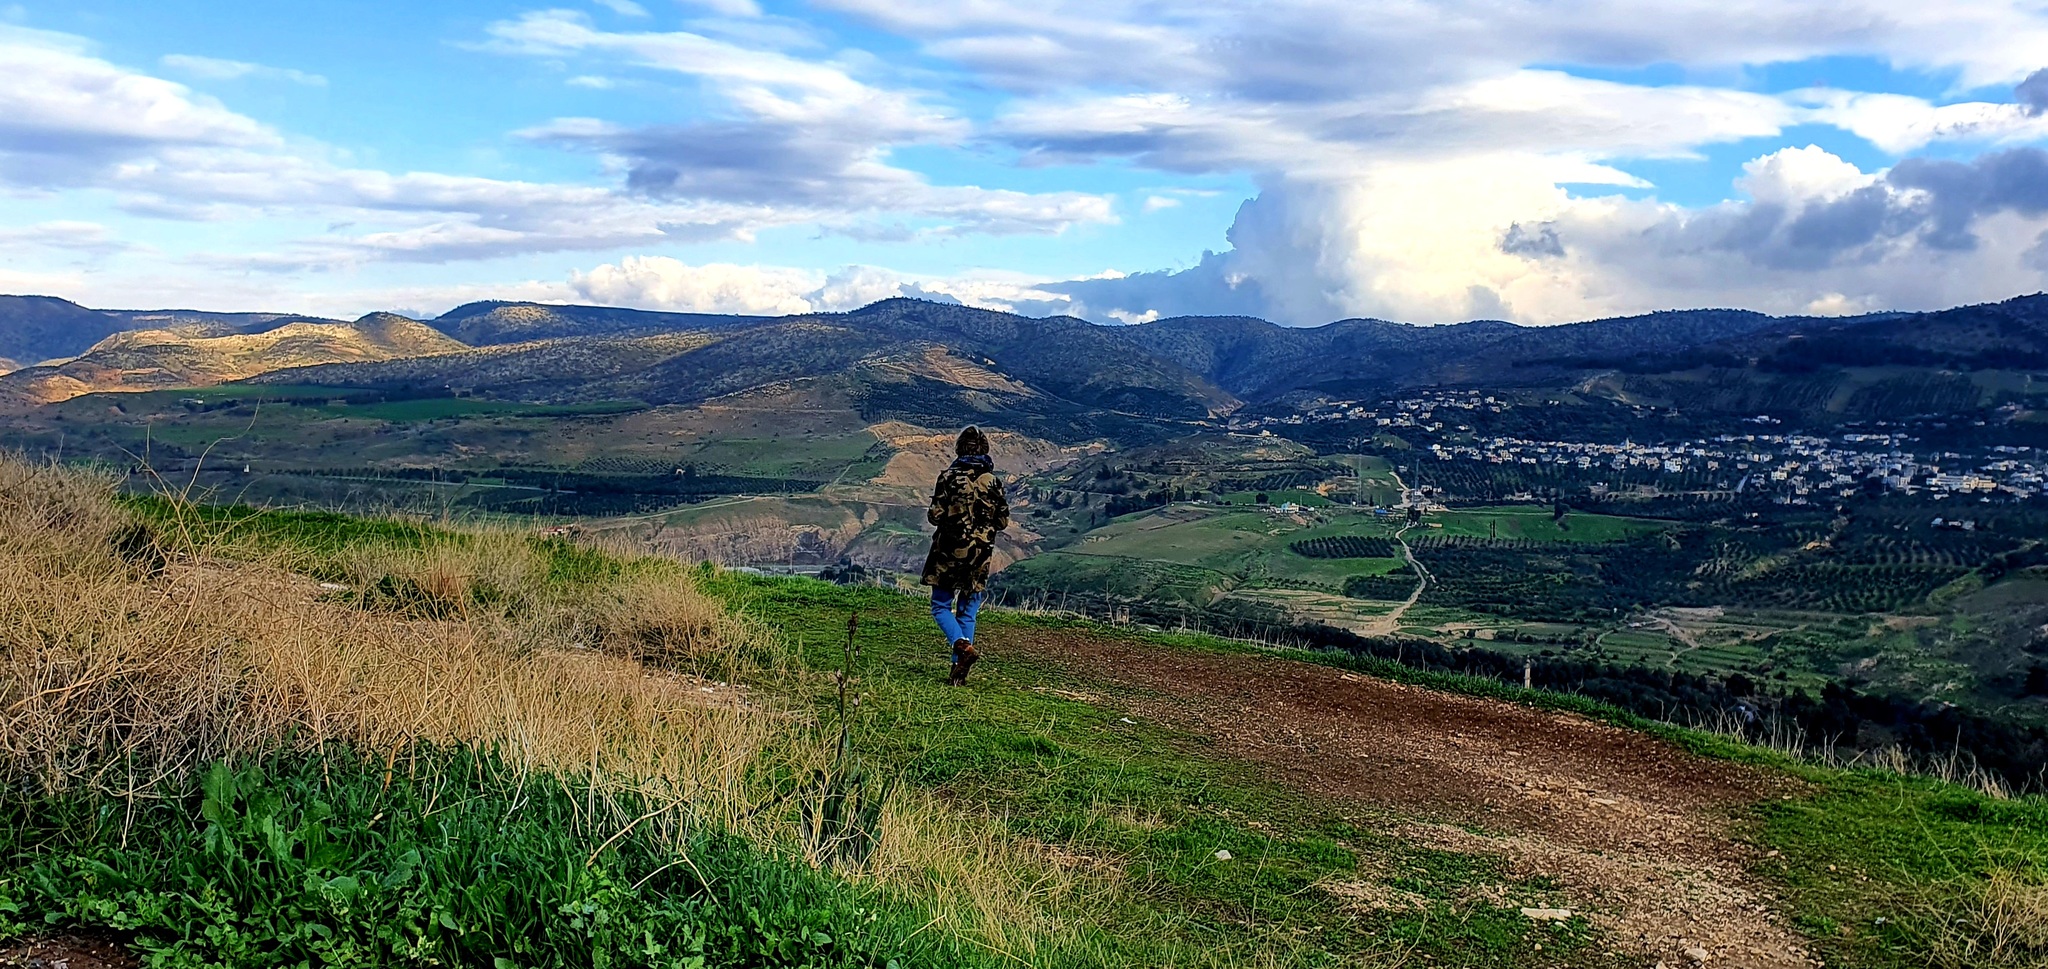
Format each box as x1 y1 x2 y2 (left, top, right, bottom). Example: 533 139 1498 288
1229 391 2048 503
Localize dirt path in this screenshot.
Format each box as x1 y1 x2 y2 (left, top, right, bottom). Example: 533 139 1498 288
1352 467 1431 637
986 627 1817 969
1642 613 1705 668
1356 524 1430 636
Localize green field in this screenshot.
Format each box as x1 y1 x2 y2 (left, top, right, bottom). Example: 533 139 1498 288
1216 489 1333 507
670 431 889 479
1028 503 1665 607
1430 505 1666 543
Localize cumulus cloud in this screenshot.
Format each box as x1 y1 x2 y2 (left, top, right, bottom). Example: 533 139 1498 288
2021 68 2048 116
15 2 2048 324
572 258 823 315
0 27 274 184
562 255 1083 317
849 2 2048 325
160 53 326 86
1017 144 2048 325
490 11 1112 235
591 0 649 17
0 17 1107 283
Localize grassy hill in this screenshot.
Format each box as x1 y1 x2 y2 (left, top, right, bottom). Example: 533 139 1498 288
8 291 2047 444
2 455 2043 968
0 295 340 366
0 313 465 406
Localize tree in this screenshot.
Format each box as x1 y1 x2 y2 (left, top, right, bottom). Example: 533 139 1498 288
2026 664 2048 697
1255 493 1269 505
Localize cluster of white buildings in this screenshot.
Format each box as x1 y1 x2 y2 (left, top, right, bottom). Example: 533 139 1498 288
1228 391 2048 503
1422 431 2045 501
1231 391 1503 434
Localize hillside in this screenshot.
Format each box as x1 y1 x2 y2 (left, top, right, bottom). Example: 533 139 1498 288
0 312 466 406
0 294 336 366
10 291 2048 438
2 460 2042 968
256 299 1239 436
429 299 775 345
231 293 2048 437
0 295 133 365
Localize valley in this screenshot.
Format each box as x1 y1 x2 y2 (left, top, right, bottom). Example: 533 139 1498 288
1 291 2045 793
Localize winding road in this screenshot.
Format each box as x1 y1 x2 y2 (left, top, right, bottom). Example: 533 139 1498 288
1357 467 1433 636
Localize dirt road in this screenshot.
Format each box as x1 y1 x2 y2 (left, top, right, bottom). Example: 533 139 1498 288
1356 524 1431 637
987 627 1816 969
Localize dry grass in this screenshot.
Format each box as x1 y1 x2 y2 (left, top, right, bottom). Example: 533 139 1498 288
1933 869 2048 969
0 460 780 841
0 455 1094 962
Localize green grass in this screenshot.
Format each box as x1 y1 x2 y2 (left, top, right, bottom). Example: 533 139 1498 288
732 576 2048 967
1046 507 1411 595
340 398 644 421
1 747 970 969
707 577 1617 968
14 497 2045 968
1216 489 1332 507
1429 506 1664 543
1000 551 1238 607
674 433 884 479
1746 771 2048 968
1331 455 1404 507
1262 550 1407 591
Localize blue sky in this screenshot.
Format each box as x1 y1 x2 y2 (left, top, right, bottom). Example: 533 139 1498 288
3 1 2048 328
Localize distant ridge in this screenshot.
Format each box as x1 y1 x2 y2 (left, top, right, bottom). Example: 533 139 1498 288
5 291 2047 429
431 300 773 345
0 313 464 407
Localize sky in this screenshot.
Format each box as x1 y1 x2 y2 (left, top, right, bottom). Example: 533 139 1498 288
4 1 2048 326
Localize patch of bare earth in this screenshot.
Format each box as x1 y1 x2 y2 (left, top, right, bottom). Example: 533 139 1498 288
986 628 1817 968
0 936 138 969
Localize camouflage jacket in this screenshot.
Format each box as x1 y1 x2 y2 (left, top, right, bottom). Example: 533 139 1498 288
920 456 1010 592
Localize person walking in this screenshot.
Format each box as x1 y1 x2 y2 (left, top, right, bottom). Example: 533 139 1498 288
921 426 1010 686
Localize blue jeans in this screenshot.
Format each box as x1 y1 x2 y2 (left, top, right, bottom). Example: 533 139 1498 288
930 587 982 648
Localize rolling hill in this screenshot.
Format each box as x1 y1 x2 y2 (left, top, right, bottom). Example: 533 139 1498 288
6 291 2048 438
0 312 465 407
0 294 338 365
254 299 1240 440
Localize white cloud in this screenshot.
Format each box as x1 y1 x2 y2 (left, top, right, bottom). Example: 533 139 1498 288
14 2 2048 324
0 18 1106 283
487 11 1113 234
571 257 823 314
894 2 2048 325
0 27 274 185
160 53 326 86
0 220 133 255
1735 145 1875 204
680 0 763 16
1048 144 2048 325
563 255 1079 317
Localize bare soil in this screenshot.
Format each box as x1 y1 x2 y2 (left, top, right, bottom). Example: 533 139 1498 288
986 627 1818 969
0 936 137 969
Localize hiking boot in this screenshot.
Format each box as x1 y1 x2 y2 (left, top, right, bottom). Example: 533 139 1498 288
953 639 980 683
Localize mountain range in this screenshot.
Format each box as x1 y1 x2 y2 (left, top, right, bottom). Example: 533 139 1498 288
2 291 2045 434
0 310 461 407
